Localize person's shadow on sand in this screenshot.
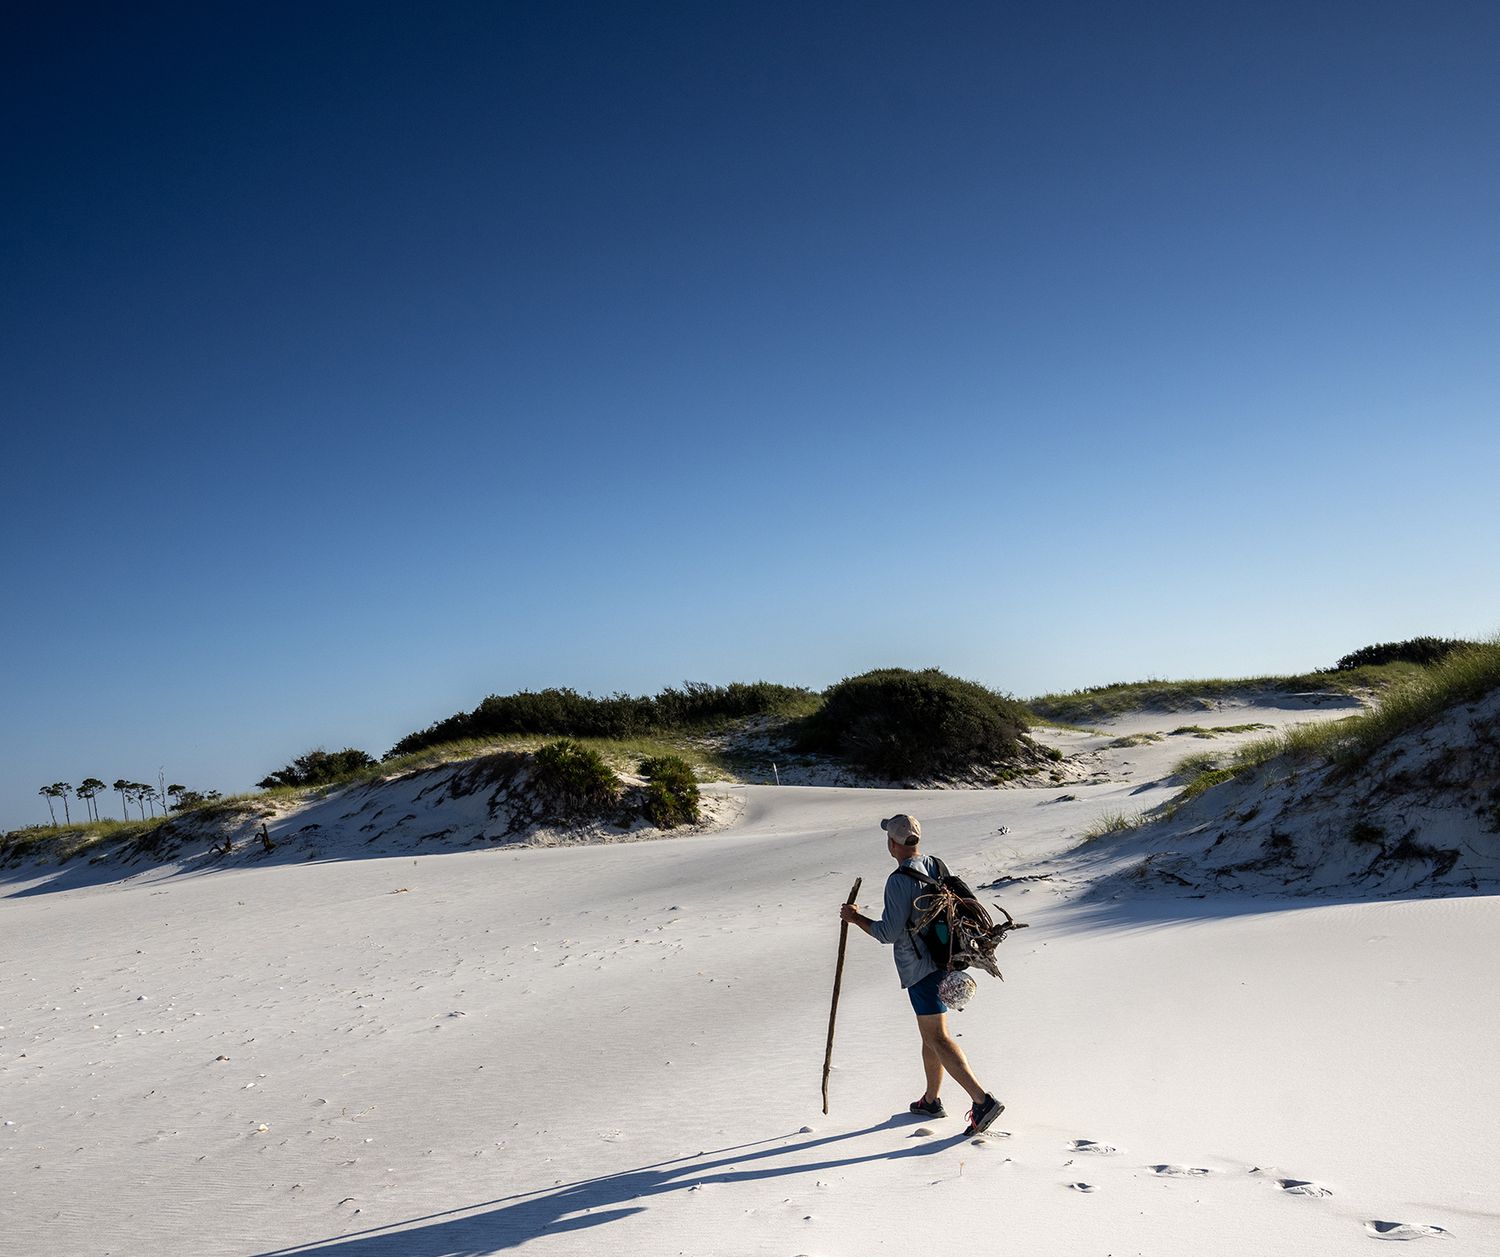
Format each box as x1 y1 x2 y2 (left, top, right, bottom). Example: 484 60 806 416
250 1116 968 1256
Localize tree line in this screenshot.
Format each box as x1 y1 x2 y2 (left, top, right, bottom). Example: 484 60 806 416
36 771 219 827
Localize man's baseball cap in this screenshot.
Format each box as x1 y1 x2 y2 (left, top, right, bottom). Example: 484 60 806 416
881 814 921 844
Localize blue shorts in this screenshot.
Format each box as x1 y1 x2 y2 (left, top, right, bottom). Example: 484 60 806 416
906 969 948 1016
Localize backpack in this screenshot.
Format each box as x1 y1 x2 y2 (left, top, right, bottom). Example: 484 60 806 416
898 858 1028 979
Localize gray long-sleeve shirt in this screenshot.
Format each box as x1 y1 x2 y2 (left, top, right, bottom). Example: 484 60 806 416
867 854 943 989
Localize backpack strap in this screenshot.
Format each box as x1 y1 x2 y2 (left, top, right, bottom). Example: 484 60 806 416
898 859 951 918
896 857 949 888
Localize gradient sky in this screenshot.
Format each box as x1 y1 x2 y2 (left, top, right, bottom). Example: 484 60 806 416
3 1 1498 828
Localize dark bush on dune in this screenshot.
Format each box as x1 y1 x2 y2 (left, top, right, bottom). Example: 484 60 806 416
1333 637 1473 672
257 748 376 790
797 668 1032 779
530 739 621 819
387 681 812 758
638 755 701 828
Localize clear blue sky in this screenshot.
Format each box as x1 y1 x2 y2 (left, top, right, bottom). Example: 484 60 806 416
4 1 1497 828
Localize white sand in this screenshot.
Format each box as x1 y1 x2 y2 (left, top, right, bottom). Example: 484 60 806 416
3 699 1496 1255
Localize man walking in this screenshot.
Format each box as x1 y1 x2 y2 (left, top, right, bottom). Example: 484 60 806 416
839 813 1004 1135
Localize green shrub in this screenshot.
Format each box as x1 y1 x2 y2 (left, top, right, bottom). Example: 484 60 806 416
1332 637 1473 672
530 739 621 818
797 667 1031 778
638 755 701 828
256 747 375 790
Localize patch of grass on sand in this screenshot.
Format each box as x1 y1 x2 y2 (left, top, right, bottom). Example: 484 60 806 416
1028 663 1420 724
1108 732 1166 748
1229 720 1356 772
1169 723 1273 738
1166 751 1241 806
1079 809 1149 841
1 816 171 864
1169 717 1356 803
182 791 289 820
1178 767 1238 802
1024 713 1107 736
1173 750 1221 777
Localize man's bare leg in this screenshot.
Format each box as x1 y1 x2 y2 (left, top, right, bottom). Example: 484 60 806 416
917 1013 985 1104
921 1039 945 1102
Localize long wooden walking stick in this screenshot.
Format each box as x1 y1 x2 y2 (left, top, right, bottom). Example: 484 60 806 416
822 877 862 1114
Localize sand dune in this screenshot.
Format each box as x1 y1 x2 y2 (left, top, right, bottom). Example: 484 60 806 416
3 698 1495 1255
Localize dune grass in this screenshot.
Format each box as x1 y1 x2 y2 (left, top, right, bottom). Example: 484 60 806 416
1170 722 1274 738
1079 809 1150 841
1023 712 1106 735
1176 766 1239 804
185 790 297 819
1028 663 1421 724
1166 639 1500 805
1 816 171 864
1109 731 1166 748
1234 640 1500 772
1329 639 1500 761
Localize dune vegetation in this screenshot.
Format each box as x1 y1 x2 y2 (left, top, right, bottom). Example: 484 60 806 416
1026 662 1423 724
795 667 1037 778
386 681 819 758
1029 637 1486 725
11 642 1495 865
1170 638 1500 804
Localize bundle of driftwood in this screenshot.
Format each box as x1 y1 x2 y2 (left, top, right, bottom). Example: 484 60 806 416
911 885 1028 979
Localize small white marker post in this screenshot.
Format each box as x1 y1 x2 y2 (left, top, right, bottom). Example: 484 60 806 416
772 762 780 785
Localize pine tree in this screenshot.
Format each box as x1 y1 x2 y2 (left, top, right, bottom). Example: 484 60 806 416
78 779 107 822
55 782 72 826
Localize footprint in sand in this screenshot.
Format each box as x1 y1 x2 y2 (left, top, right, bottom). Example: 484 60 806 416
1279 1178 1333 1197
1365 1221 1450 1241
1069 1139 1120 1155
1149 1164 1212 1177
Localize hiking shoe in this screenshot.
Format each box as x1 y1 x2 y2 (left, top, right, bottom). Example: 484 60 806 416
964 1093 1004 1135
909 1096 946 1119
